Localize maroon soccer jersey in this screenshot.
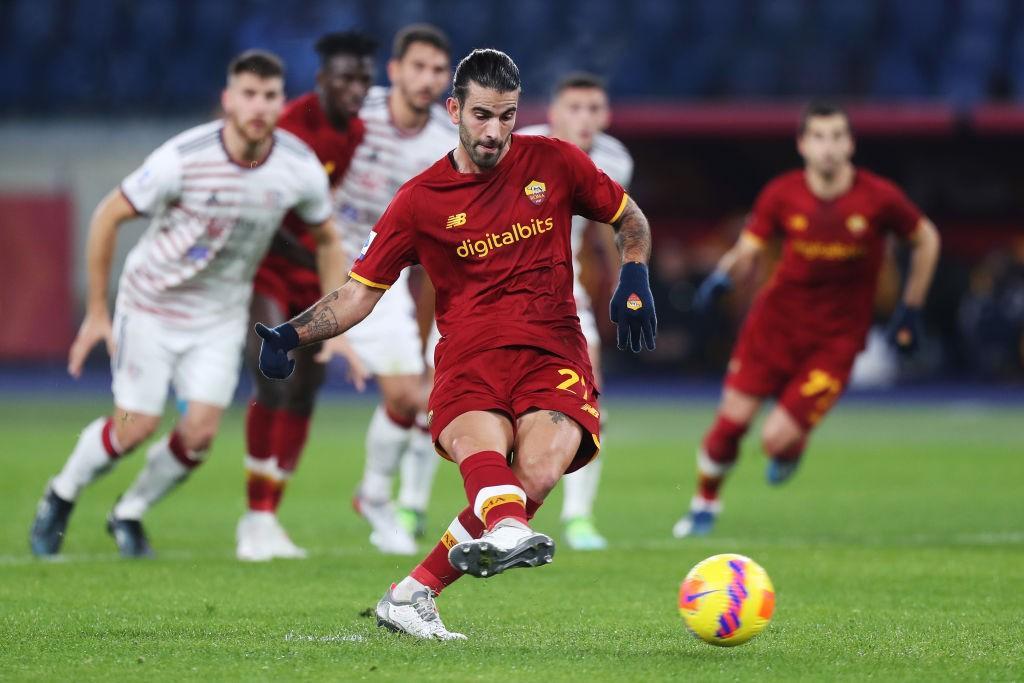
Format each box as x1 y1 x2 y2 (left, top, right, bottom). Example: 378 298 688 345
350 134 628 378
742 168 923 345
256 92 366 300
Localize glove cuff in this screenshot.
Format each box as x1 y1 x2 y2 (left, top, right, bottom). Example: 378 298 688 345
276 323 300 351
620 261 648 277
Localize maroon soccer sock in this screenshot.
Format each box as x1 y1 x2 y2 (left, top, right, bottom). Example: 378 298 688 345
270 409 312 511
245 401 280 512
411 505 485 595
459 450 528 529
697 414 749 501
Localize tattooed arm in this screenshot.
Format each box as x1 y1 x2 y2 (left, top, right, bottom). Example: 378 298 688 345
289 279 385 346
611 197 652 265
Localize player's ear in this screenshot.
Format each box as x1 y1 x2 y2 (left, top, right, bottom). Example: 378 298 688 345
446 96 460 124
386 59 400 84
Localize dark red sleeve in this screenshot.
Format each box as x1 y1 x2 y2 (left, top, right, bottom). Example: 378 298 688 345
348 185 419 289
556 140 628 224
882 181 924 239
742 182 781 244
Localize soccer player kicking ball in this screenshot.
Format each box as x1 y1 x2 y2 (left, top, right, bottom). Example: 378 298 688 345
519 72 634 551
254 49 656 639
30 51 343 558
673 102 941 538
239 32 376 562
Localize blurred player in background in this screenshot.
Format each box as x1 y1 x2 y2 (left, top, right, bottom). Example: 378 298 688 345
519 72 633 550
251 48 656 639
674 102 941 537
30 51 342 558
238 32 375 562
322 24 456 554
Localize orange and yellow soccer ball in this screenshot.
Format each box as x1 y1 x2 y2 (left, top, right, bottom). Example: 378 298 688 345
678 553 775 647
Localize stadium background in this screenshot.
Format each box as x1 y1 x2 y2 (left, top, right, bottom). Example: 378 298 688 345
1 0 1022 387
1 2 1022 679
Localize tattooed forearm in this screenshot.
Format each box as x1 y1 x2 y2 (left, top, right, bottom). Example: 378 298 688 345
291 290 340 344
549 410 567 424
612 198 652 264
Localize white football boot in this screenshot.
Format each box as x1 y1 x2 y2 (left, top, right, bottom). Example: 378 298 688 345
236 511 308 561
353 495 417 555
376 579 467 641
448 518 555 578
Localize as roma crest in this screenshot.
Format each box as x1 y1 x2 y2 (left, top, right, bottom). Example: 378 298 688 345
846 214 868 234
524 179 547 206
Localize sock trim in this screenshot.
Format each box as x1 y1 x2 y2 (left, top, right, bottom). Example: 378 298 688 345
473 485 526 523
384 405 416 430
100 419 123 459
168 432 202 470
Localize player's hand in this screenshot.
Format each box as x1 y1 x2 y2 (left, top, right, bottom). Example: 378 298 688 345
609 262 657 353
692 270 732 313
886 304 922 356
254 322 300 380
68 310 115 379
314 334 369 392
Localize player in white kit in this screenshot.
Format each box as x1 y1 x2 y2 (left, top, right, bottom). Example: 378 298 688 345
518 72 634 550
322 25 457 553
29 51 343 558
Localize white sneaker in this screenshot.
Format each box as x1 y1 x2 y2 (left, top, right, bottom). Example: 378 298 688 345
353 495 417 555
376 579 466 641
448 519 555 578
236 511 308 561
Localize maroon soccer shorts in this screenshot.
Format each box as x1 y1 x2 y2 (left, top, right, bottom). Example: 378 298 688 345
429 346 602 473
253 262 322 318
726 320 860 431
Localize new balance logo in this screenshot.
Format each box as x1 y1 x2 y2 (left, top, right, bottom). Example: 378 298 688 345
445 212 467 229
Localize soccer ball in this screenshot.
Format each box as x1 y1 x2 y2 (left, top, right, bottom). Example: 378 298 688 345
678 553 775 647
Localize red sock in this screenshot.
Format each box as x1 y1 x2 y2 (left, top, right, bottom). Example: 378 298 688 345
526 497 542 520
168 431 204 470
411 505 484 595
459 451 528 529
245 401 280 512
269 409 312 511
698 415 748 500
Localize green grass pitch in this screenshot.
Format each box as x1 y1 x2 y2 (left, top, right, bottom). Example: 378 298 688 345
0 396 1021 681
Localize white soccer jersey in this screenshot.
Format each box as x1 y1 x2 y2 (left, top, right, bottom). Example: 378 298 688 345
516 125 634 310
335 86 457 261
117 120 332 328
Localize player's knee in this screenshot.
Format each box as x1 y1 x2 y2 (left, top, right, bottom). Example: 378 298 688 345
178 426 217 453
514 452 566 500
114 414 160 450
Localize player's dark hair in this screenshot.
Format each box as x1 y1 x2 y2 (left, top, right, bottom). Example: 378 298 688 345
552 71 607 98
314 31 378 66
392 23 450 60
451 49 521 104
227 49 285 81
798 100 851 136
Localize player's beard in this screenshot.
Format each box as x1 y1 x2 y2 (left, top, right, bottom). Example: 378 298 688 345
228 113 273 148
397 82 433 116
458 120 506 170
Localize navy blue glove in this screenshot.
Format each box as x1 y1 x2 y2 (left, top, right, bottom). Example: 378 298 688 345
254 322 300 380
886 304 922 356
609 262 657 353
692 270 732 313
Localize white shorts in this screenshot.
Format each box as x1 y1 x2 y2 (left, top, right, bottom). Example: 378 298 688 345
424 321 440 369
346 270 425 377
111 307 246 415
578 303 600 348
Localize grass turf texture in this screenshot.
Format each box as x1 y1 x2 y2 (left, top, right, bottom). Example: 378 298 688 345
0 397 1021 681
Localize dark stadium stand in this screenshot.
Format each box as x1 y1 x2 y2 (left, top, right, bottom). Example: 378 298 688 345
2 0 1024 113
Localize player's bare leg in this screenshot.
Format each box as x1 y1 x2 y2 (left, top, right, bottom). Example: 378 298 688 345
109 401 223 557
31 407 159 557
447 409 577 577
562 343 607 550
354 373 422 555
761 405 808 485
674 387 762 538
